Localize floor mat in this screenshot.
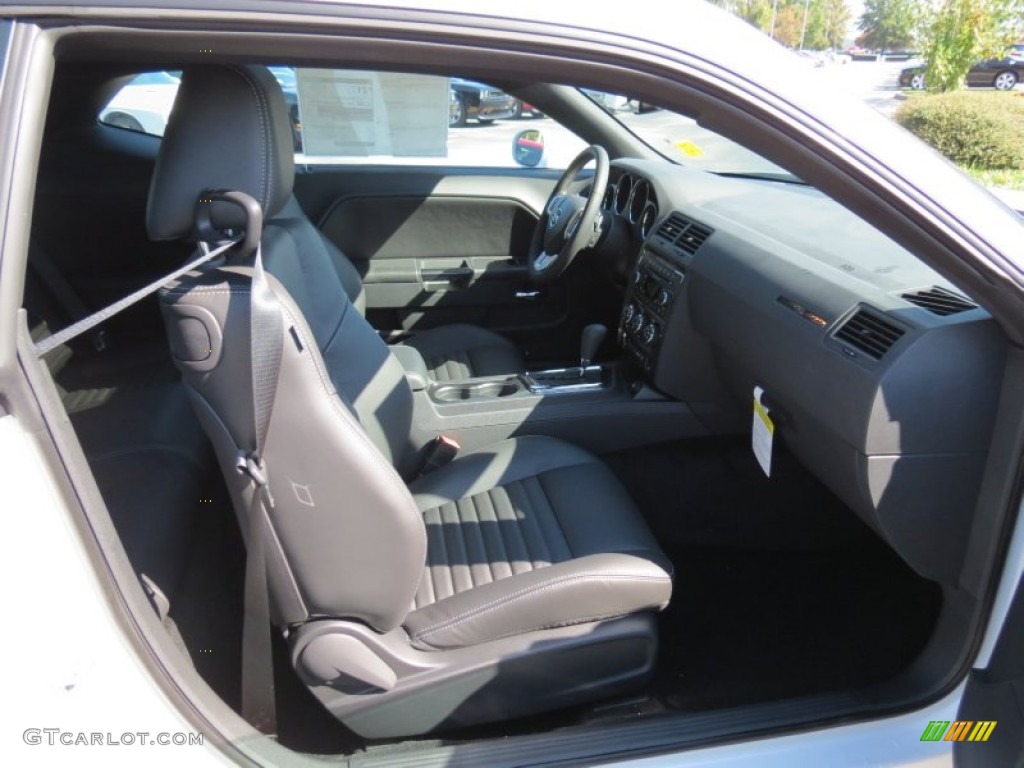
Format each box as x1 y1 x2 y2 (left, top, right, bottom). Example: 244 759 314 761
657 544 941 709
603 437 943 710
603 436 875 552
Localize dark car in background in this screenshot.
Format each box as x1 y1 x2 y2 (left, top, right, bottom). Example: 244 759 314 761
900 56 1024 91
448 77 517 125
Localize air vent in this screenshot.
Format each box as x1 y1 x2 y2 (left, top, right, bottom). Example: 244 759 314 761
656 214 687 242
655 212 713 255
834 309 905 360
901 286 977 316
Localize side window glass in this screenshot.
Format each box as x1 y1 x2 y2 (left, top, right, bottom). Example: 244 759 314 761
292 68 587 168
99 71 181 136
97 67 590 168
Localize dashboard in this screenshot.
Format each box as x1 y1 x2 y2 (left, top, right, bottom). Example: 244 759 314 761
597 159 1007 585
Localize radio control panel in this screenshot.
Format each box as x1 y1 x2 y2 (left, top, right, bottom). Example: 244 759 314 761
619 249 684 372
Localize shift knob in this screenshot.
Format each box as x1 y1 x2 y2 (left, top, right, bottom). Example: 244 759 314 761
580 323 607 368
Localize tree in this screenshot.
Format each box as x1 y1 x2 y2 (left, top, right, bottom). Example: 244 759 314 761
707 0 776 35
803 0 853 49
857 0 923 51
922 0 1024 92
769 4 802 46
712 0 854 50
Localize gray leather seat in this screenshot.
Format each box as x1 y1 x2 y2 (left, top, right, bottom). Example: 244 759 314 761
151 65 672 738
147 70 523 382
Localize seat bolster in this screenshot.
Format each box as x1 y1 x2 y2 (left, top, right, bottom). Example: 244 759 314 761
404 553 672 650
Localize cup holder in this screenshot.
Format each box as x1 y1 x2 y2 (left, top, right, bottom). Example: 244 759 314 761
433 380 521 402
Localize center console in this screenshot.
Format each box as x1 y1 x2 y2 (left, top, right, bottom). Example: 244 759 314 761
619 247 685 373
405 237 709 456
412 360 703 457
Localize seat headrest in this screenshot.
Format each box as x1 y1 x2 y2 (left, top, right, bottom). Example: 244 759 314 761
147 65 295 241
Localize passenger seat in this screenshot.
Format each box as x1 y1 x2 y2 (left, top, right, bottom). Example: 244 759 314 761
152 64 674 738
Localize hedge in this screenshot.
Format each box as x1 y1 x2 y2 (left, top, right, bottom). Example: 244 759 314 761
895 91 1024 171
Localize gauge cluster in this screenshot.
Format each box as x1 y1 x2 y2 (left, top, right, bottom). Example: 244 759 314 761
604 172 659 240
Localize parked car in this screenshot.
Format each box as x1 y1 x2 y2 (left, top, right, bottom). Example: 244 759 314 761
448 77 517 125
900 56 1024 90
100 67 304 147
99 70 180 135
3 2 1023 768
581 88 633 112
512 99 545 118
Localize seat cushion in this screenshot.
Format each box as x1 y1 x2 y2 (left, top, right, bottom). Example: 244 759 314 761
396 324 526 381
404 436 673 649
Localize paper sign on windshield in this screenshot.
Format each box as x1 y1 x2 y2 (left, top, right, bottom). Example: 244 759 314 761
752 386 774 477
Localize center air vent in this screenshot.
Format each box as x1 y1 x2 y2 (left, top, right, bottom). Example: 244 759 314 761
833 308 905 360
655 213 713 256
901 286 977 316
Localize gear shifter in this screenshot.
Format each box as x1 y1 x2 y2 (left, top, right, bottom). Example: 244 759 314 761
580 323 607 369
524 323 609 392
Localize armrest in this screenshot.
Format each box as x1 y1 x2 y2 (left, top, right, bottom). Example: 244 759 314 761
389 344 430 391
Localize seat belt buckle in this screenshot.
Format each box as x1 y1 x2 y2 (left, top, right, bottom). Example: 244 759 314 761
421 435 460 475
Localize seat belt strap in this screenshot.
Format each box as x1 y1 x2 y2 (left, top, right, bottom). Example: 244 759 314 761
27 243 110 350
241 477 276 734
236 241 283 735
33 239 237 357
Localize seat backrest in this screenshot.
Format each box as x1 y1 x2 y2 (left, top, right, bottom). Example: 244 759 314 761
147 64 416 475
147 64 427 626
159 267 426 629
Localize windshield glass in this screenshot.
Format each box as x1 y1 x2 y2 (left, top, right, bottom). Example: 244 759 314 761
582 90 798 180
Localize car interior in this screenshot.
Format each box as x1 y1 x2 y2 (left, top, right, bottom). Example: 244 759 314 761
16 20 1024 764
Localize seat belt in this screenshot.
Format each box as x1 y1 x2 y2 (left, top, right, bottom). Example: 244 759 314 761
193 189 283 735
33 238 237 357
235 238 283 736
32 189 282 736
28 242 110 351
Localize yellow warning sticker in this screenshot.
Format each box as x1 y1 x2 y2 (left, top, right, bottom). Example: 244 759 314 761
673 140 704 158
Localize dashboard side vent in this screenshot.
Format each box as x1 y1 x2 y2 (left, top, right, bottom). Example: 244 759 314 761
655 212 714 255
901 286 977 316
834 309 905 360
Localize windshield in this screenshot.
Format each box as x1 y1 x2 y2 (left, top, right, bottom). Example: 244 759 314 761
582 91 798 181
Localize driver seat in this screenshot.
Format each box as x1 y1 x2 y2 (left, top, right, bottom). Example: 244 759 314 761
150 65 673 738
147 65 524 383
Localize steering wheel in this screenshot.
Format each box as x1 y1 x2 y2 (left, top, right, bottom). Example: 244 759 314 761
528 145 610 282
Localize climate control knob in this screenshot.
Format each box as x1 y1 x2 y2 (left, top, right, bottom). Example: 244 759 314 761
628 310 645 335
657 289 672 309
623 303 637 326
642 322 659 347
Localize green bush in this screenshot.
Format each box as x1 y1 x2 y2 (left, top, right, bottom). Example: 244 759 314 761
895 91 1024 170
